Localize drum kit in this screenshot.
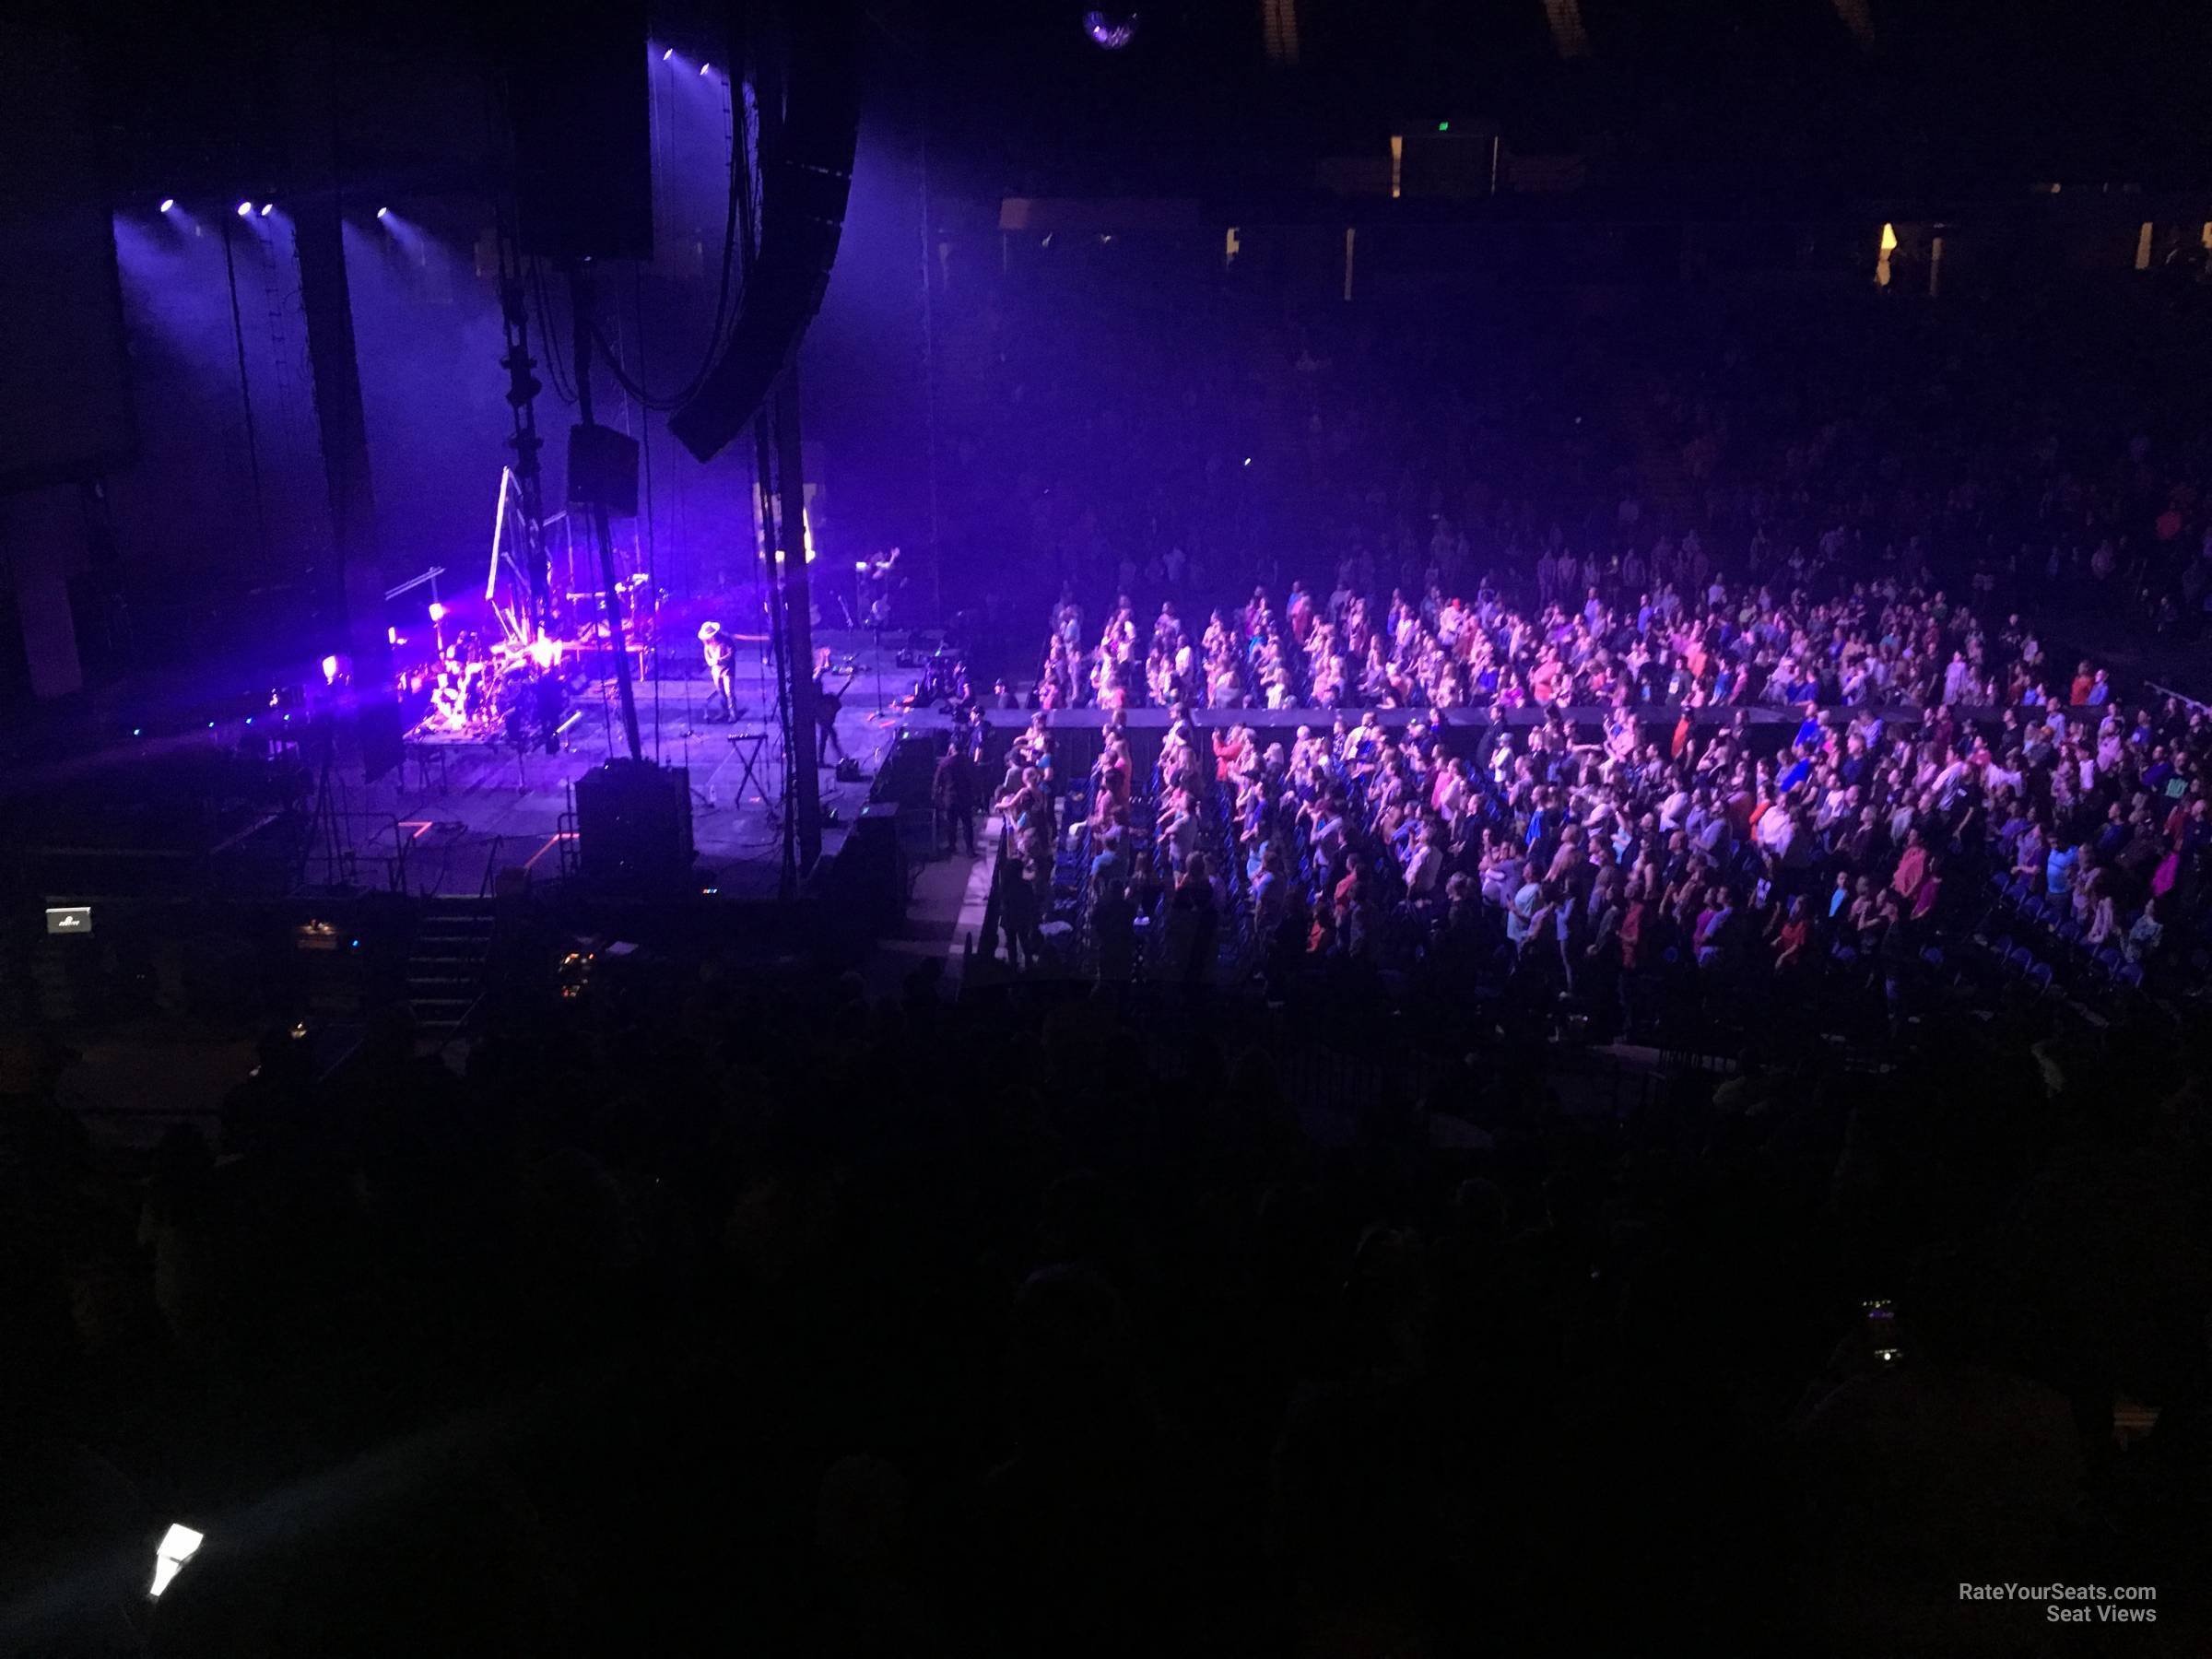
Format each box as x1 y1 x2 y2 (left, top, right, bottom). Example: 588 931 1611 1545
411 637 565 746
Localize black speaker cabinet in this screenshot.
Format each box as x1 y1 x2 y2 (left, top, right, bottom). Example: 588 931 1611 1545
567 423 641 517
574 759 694 893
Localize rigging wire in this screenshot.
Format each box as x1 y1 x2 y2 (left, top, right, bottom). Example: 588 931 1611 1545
586 60 747 411
219 208 273 569
633 263 664 759
496 42 750 414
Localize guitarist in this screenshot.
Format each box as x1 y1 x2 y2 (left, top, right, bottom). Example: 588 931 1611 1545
813 646 857 765
699 620 737 722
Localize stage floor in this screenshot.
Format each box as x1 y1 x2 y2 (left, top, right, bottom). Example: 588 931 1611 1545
356 636 947 900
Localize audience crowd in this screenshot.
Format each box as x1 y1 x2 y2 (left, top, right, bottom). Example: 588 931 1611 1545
958 266 2212 1019
1013 569 2205 1021
6 252 2212 1659
6 953 2210 1656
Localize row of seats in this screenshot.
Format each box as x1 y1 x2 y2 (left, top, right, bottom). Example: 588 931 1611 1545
1979 867 2147 1000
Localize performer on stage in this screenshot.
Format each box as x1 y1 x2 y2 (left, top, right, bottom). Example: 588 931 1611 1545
700 620 737 722
861 546 900 629
814 646 855 765
429 671 468 733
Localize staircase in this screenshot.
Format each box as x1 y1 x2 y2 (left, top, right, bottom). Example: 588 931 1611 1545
404 900 497 1043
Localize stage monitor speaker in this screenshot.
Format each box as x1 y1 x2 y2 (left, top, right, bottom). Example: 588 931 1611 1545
667 0 858 462
839 801 906 930
574 759 695 893
506 1 653 262
567 424 641 516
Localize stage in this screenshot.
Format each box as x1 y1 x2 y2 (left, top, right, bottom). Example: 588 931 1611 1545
345 631 953 900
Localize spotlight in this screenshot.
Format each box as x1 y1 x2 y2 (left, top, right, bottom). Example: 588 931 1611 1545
236 201 253 217
159 198 175 213
375 206 390 219
661 47 673 60
427 601 446 623
321 653 341 684
1083 9 1138 48
150 1524 206 1599
699 61 711 75
259 203 274 217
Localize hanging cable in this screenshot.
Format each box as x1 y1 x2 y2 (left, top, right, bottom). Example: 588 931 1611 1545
587 56 747 410
492 41 747 413
483 64 578 408
220 209 273 569
530 253 578 404
633 263 663 759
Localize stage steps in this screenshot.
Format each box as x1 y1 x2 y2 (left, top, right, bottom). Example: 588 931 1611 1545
404 900 498 1041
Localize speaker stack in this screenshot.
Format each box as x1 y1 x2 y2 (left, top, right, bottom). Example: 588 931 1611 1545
667 0 860 462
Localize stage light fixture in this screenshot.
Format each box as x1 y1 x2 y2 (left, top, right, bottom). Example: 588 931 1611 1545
375 206 390 219
235 201 253 217
159 198 175 213
259 203 274 217
427 601 447 622
661 47 674 60
699 61 711 75
150 1524 205 1598
1083 10 1138 48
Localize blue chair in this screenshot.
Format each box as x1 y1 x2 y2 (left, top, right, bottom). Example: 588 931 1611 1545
2114 962 2144 992
2055 919 2083 952
1921 945 1945 969
2092 947 2123 982
2006 947 2033 977
1991 935 2014 962
2029 960 2054 994
2005 877 2030 906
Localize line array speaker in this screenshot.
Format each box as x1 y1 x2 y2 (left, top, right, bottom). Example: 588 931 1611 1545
667 0 859 462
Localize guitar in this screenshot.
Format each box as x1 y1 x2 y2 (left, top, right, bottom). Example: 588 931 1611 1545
815 665 859 715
